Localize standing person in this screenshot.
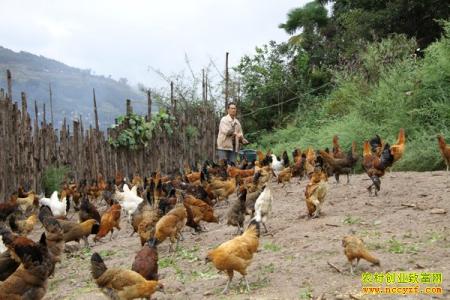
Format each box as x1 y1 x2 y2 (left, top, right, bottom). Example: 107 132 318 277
217 102 249 164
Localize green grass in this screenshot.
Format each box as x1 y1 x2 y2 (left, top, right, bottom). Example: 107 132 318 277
298 287 313 299
250 24 450 172
387 238 419 254
263 242 281 252
343 215 362 225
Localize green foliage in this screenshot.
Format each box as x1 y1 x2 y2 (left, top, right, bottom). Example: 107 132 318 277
41 165 70 197
108 110 174 150
254 24 450 171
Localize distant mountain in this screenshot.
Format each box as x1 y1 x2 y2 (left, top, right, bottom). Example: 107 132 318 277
0 46 156 129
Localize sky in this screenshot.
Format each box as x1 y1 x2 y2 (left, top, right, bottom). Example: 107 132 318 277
0 0 309 89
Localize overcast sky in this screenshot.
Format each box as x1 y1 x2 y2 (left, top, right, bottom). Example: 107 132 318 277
1 0 309 88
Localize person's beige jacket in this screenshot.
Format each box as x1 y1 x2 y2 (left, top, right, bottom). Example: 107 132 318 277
217 114 243 152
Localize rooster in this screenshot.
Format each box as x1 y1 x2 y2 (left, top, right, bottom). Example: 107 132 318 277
437 135 450 171
390 128 406 162
319 141 359 184
362 141 395 196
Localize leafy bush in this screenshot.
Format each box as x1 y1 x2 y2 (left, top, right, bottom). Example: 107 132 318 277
41 165 70 197
253 22 450 171
108 110 174 150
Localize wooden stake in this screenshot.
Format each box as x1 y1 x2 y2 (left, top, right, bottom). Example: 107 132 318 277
224 52 229 113
49 83 54 125
93 88 99 131
6 69 12 101
147 89 152 121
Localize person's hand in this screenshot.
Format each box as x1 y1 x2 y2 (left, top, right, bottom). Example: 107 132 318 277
242 138 249 145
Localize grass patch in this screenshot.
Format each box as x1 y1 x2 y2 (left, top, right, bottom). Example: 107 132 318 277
299 287 313 299
343 215 361 225
261 263 275 274
263 242 281 252
98 249 116 257
175 245 200 262
158 257 176 268
387 238 419 254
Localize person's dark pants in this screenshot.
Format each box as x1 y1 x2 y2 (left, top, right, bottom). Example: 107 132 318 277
217 149 237 165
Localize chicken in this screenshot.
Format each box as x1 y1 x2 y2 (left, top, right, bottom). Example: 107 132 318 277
0 231 54 300
227 165 255 178
91 252 164 300
437 135 450 171
94 204 122 242
201 171 237 203
205 219 260 294
0 250 19 281
254 183 273 233
63 219 100 247
342 235 380 275
277 167 292 187
38 211 64 276
39 190 69 218
271 154 284 173
116 184 144 223
390 128 406 162
305 168 328 218
183 194 218 231
79 195 101 223
332 135 345 159
319 141 359 184
131 238 158 281
304 147 316 178
362 141 395 196
227 188 247 234
131 201 153 236
137 209 161 246
179 182 213 206
16 192 39 213
153 205 187 252
0 196 18 221
8 213 38 235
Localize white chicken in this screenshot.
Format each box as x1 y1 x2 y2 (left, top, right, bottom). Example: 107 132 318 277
254 183 273 233
114 184 143 222
39 191 68 218
271 154 284 175
0 235 6 253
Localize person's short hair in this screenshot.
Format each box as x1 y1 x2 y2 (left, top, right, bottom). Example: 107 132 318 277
227 102 236 109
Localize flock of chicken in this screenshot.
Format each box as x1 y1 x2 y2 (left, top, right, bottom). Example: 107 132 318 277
0 129 450 299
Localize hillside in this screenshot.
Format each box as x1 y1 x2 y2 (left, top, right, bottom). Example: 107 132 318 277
0 46 156 129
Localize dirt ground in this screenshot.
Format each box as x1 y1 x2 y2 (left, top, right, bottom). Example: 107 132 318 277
38 171 450 300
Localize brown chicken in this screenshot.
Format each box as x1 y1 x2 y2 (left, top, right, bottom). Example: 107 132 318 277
63 219 100 247
9 213 38 235
0 250 19 281
342 235 380 275
291 149 306 179
201 171 237 203
16 192 39 213
41 217 64 276
0 196 18 222
0 231 54 300
79 195 101 223
94 204 122 242
332 135 345 159
131 201 153 236
390 128 406 162
277 167 292 187
137 209 161 246
305 169 328 218
183 194 218 231
304 147 316 178
227 165 255 178
153 205 187 252
91 252 164 300
206 219 260 294
437 135 450 171
319 141 359 184
131 238 158 281
362 141 394 196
